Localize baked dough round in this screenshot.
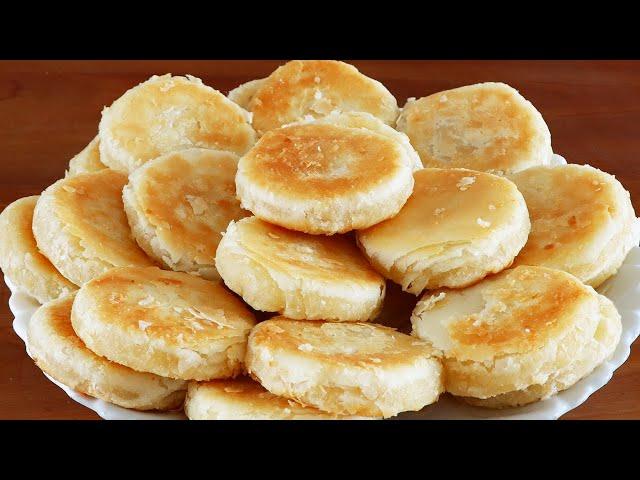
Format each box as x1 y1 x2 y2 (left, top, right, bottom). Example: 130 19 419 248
71 266 257 381
32 170 155 286
396 82 552 174
185 377 369 420
411 265 621 407
246 317 443 418
99 74 256 173
509 164 640 288
28 294 187 410
0 196 77 303
123 148 248 279
236 121 415 234
464 294 621 408
215 216 385 321
245 60 399 135
66 136 108 177
357 168 530 294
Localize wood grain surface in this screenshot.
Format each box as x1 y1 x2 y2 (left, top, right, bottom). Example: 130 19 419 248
0 60 638 420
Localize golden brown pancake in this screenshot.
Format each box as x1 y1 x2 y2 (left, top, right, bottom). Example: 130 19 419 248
411 266 621 407
33 170 155 286
215 216 385 321
396 82 552 174
236 121 415 234
28 294 187 410
245 60 399 134
99 74 256 173
0 196 77 303
510 164 640 287
123 148 249 279
357 168 530 293
71 266 257 381
246 317 443 418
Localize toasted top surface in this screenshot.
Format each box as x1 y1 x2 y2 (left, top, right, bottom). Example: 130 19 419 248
0 196 76 287
251 317 438 367
224 217 383 285
300 111 422 170
411 266 597 362
397 82 551 173
77 267 256 345
510 164 636 267
238 122 408 201
249 60 399 134
128 148 248 265
358 168 526 258
188 377 350 418
43 170 154 267
100 74 255 170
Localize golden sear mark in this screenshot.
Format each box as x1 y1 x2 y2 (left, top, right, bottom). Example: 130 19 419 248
243 123 401 198
449 269 589 347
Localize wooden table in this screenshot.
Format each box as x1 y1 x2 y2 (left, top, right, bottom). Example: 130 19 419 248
1 60 638 420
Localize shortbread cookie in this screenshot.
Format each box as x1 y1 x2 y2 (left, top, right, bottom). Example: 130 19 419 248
0 196 76 303
28 294 187 410
99 74 256 173
411 266 621 407
510 164 640 287
216 216 385 321
246 318 443 418
357 168 530 293
33 170 155 286
71 266 256 381
397 82 552 174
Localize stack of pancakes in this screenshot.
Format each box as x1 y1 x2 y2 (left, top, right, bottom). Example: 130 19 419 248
1 60 638 419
